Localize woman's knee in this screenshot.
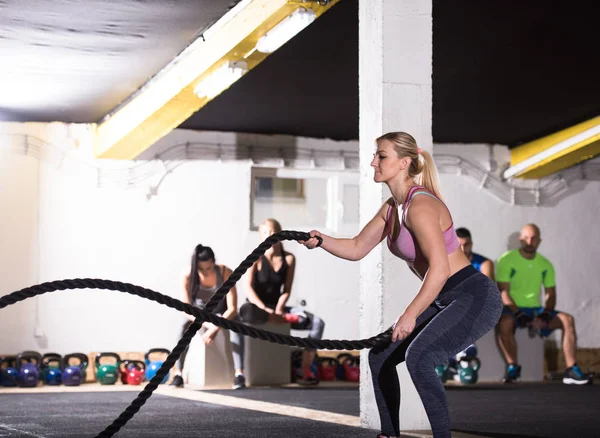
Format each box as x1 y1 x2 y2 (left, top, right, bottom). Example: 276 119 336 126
405 350 436 378
310 316 325 340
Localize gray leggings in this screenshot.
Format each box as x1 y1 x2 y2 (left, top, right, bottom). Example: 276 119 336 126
176 316 245 371
285 306 326 341
368 266 502 438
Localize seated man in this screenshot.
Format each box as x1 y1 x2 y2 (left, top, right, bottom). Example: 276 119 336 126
496 223 590 385
456 227 494 280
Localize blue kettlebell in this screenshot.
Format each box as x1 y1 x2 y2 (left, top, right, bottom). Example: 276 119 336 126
62 353 88 386
458 355 481 385
435 363 450 383
41 353 63 386
0 356 20 387
144 348 171 384
16 351 42 387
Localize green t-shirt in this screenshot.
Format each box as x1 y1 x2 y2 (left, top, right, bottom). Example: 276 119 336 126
495 249 555 308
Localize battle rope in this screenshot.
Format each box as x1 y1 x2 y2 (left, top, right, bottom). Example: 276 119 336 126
0 231 392 437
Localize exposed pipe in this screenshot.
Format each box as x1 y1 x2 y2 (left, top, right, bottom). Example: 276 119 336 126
1 134 598 205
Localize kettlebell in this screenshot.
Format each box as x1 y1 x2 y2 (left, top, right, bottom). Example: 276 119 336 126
62 353 88 386
458 355 481 385
144 348 170 384
16 351 42 387
435 363 450 383
318 357 338 381
41 353 63 386
96 352 121 385
0 356 20 387
120 360 145 386
336 353 353 380
343 356 360 382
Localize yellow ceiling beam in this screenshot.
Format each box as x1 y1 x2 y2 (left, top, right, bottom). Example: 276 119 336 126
503 116 600 179
93 0 340 160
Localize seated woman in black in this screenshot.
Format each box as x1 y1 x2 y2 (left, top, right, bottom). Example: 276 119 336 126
242 218 325 384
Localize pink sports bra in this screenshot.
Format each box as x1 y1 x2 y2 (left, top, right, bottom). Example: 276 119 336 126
386 185 460 266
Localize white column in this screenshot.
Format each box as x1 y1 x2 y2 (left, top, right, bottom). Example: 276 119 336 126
359 0 432 433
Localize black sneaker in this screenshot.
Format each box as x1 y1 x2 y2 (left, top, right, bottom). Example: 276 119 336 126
563 365 591 385
297 374 319 386
503 364 521 383
170 375 184 388
233 374 246 390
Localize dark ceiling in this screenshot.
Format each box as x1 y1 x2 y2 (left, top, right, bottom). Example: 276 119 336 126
0 0 598 147
181 0 600 147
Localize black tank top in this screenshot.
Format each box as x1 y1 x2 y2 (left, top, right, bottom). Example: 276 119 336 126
191 265 227 315
251 255 288 308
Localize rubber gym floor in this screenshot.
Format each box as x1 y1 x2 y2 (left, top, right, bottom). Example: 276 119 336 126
1 381 599 437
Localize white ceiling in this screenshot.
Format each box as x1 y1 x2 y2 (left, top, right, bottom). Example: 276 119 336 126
0 0 239 123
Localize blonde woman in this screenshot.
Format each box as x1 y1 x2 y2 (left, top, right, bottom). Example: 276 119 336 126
300 132 502 438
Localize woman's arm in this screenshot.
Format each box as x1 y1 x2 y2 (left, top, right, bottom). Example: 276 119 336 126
275 253 295 314
221 266 238 321
181 273 195 322
300 199 391 261
245 260 271 312
202 265 238 344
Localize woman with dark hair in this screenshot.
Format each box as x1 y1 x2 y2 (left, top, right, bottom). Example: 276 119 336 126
242 218 325 385
170 244 246 390
300 132 502 438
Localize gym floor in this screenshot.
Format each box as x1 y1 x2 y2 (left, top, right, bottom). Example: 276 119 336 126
1 381 599 437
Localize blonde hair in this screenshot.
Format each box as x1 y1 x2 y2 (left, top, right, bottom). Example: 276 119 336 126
262 218 282 233
261 218 284 251
376 132 443 200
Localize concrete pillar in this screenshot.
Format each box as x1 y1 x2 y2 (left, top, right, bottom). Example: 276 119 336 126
359 0 432 433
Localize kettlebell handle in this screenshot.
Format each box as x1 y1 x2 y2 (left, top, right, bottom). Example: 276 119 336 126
0 356 17 368
42 353 62 368
318 357 338 367
95 352 121 367
336 353 353 364
127 360 146 372
458 355 480 368
17 351 42 365
144 348 171 362
62 353 89 370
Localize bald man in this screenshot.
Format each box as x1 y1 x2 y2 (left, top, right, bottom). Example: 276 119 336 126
496 224 590 384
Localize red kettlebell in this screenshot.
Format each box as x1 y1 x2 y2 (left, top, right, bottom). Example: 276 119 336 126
120 360 131 384
318 357 338 381
119 360 145 385
343 356 360 382
125 360 145 385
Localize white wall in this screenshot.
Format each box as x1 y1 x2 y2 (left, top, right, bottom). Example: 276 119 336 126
436 143 600 348
0 153 40 353
0 125 360 357
1 124 599 355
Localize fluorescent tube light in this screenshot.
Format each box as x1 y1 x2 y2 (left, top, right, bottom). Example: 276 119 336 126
255 8 316 54
193 61 249 99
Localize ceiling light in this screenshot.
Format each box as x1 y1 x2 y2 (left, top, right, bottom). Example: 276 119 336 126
255 8 316 54
193 61 249 100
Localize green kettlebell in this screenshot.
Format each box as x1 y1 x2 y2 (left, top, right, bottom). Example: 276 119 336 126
95 352 121 385
435 363 450 383
458 356 480 385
